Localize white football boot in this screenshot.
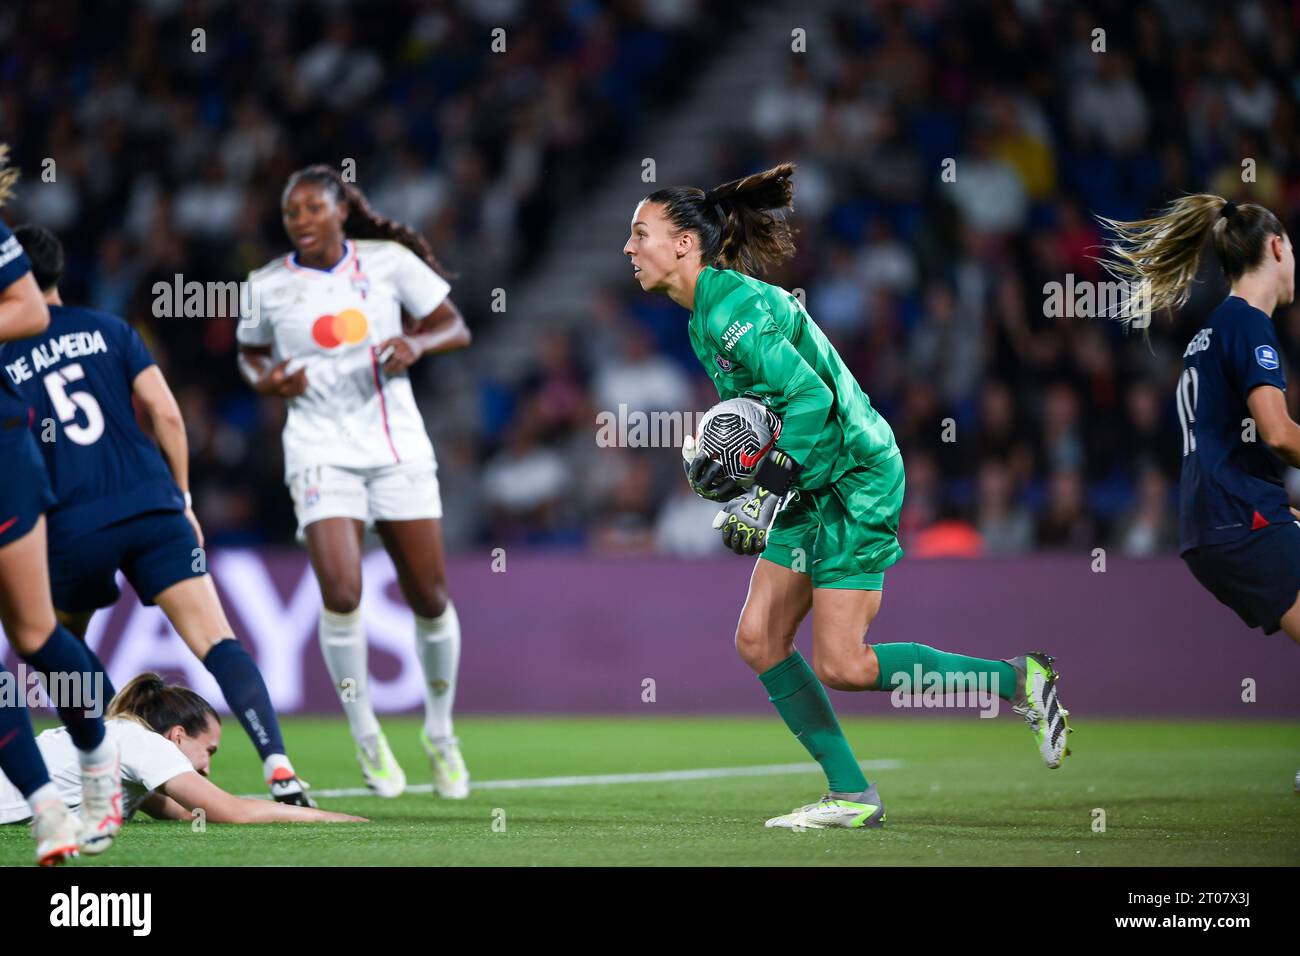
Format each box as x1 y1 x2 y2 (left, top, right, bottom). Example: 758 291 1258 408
1005 652 1073 769
420 729 470 799
32 799 80 866
765 784 886 830
356 732 406 798
77 741 122 856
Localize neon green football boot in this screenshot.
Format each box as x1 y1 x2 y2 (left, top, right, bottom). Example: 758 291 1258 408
420 729 470 799
356 731 406 798
1006 652 1073 769
764 783 886 830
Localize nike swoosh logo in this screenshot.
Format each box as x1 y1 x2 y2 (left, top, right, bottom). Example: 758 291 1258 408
0 516 18 536
738 436 776 470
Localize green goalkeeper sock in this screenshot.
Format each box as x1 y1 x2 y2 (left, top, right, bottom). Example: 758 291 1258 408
759 651 868 794
870 643 1017 700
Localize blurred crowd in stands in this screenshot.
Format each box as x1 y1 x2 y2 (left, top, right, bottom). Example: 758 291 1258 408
3 0 1299 557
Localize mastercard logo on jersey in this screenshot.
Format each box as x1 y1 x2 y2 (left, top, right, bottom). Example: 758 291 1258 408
311 309 369 349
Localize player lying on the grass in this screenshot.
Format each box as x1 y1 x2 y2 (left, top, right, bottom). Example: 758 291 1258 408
0 148 121 866
1097 195 1299 791
0 224 316 808
237 165 472 801
0 673 365 827
623 162 1071 830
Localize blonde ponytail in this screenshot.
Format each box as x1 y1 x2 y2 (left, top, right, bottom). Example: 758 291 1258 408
1096 194 1286 317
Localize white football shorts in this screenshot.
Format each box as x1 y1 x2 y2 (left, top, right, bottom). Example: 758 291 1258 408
288 458 443 539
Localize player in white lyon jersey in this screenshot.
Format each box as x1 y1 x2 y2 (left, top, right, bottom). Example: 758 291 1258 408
237 164 472 799
0 673 363 826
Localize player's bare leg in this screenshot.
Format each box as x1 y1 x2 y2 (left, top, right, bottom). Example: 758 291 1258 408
0 518 120 854
377 518 468 798
734 560 882 829
152 575 234 658
1274 591 1300 792
809 588 882 691
1277 591 1300 647
0 546 82 864
735 558 811 674
305 517 405 796
0 519 64 657
306 516 367 614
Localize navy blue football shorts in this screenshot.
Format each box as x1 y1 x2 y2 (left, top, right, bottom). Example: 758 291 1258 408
48 509 203 612
1183 520 1300 634
0 428 56 549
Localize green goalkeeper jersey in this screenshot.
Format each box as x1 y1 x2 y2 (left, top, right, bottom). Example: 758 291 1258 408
688 265 898 491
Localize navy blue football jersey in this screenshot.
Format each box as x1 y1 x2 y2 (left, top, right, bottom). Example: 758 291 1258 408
0 304 184 539
1178 295 1291 553
0 220 35 429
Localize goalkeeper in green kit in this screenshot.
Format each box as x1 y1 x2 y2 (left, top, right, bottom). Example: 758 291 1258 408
622 163 1072 829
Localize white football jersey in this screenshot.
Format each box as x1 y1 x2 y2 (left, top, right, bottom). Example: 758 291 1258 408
238 239 451 476
0 718 195 824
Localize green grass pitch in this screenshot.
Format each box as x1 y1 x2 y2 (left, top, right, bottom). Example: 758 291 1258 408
2 716 1297 866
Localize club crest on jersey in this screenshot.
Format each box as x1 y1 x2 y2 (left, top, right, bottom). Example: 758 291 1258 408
714 352 733 372
350 270 370 300
1256 344 1280 370
311 309 369 348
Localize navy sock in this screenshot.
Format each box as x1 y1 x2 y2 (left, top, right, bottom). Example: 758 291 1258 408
19 625 107 752
79 641 116 704
0 661 52 798
203 638 285 762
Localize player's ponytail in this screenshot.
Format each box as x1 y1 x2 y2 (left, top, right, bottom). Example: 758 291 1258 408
0 143 19 209
646 162 798 276
282 165 456 279
1095 194 1287 317
108 672 219 737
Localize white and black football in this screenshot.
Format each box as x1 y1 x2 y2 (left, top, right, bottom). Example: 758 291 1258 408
687 396 782 488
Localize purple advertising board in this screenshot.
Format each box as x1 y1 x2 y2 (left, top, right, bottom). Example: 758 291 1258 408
5 550 1299 719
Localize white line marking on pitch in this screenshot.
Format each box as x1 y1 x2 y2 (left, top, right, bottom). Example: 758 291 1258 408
239 759 903 800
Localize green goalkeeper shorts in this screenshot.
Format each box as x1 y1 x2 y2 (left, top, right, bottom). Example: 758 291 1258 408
762 451 905 590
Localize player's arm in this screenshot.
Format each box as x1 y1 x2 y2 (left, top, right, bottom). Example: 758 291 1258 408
132 365 206 545
1246 385 1300 468
687 304 833 504
723 307 834 491
137 791 191 821
378 297 471 375
133 366 188 495
237 345 307 398
0 270 48 341
159 770 366 824
234 273 305 396
696 304 834 556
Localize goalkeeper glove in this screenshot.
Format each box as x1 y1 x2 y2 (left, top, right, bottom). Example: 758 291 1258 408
713 485 780 555
681 433 744 501
711 449 802 556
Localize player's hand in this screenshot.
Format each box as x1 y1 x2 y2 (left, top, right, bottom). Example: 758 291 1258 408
321 811 369 823
184 507 205 550
712 485 780 555
682 435 743 501
377 336 419 375
258 358 308 398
